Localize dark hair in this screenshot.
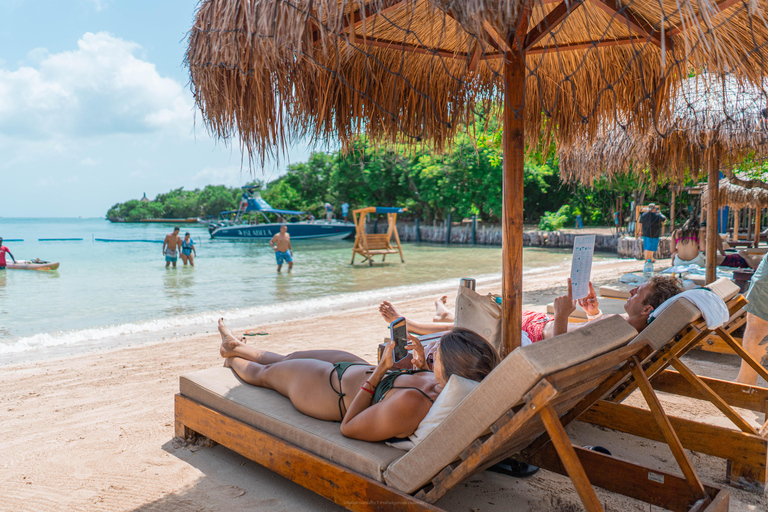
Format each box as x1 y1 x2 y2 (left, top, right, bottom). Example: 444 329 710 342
174 226 180 231
185 232 190 236
643 276 683 310
678 216 700 242
438 328 500 383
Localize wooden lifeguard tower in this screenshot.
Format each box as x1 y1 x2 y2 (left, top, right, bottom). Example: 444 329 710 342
350 207 406 265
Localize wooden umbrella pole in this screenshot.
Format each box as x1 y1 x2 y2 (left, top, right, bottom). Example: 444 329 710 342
755 207 762 248
502 50 525 358
705 151 720 284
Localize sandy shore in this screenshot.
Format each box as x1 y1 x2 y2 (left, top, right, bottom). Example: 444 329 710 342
2 258 767 511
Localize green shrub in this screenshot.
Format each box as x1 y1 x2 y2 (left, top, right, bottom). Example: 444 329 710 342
538 204 571 231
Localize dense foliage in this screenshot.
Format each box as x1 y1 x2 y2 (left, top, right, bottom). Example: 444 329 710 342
107 185 241 222
108 122 698 229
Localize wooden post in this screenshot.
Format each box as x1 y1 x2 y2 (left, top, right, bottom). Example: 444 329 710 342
755 208 762 249
472 214 477 246
415 217 421 243
706 153 719 284
445 214 452 245
670 190 675 233
733 209 740 241
501 50 528 357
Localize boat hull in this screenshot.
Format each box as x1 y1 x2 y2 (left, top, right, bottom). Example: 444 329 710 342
6 261 60 270
210 222 355 241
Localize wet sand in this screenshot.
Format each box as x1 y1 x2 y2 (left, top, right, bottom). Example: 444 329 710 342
2 258 767 511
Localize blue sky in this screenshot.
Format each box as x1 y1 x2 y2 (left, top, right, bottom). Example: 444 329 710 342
0 0 316 217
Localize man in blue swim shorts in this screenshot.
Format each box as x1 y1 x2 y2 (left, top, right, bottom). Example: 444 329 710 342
640 203 666 262
163 227 181 268
269 225 293 272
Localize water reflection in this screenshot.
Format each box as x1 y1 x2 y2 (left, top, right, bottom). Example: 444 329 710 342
163 267 196 315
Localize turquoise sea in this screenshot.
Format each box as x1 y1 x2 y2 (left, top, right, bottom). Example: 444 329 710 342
0 218 615 365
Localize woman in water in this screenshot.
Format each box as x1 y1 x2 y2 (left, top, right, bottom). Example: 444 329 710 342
180 232 196 266
671 216 761 269
217 319 499 441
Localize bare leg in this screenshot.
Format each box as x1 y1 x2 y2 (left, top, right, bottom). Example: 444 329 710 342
378 301 452 335
189 253 194 267
277 264 282 272
218 319 367 365
433 295 454 323
738 250 762 270
735 313 768 385
288 261 293 271
180 254 188 266
643 250 655 262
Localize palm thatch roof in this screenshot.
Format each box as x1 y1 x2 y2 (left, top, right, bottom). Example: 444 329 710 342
559 73 768 186
186 0 768 164
701 173 768 208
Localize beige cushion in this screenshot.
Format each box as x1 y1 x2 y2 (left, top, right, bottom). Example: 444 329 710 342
454 285 502 351
180 367 404 482
706 277 740 301
384 315 638 494
629 298 701 350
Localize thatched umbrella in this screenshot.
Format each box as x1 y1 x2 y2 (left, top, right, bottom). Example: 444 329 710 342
560 73 768 282
700 172 768 247
186 0 768 358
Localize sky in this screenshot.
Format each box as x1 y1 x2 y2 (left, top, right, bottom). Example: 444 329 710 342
0 0 317 218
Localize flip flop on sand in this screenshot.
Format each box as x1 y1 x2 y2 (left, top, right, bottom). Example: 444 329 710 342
243 330 269 336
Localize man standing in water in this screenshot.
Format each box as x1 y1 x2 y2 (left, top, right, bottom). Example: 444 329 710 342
269 225 293 272
0 237 16 269
162 227 181 268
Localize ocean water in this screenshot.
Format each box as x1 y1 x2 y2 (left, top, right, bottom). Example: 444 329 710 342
0 218 614 365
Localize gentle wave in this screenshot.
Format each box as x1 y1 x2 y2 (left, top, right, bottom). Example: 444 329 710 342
0 258 622 365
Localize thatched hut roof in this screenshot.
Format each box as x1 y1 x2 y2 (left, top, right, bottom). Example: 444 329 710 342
186 0 768 164
701 173 768 209
559 73 768 186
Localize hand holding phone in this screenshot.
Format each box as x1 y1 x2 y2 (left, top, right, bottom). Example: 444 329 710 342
390 317 409 363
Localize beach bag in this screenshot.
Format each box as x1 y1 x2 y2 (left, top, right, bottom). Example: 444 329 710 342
454 284 502 351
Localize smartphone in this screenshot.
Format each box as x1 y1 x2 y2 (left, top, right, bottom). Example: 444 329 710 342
390 317 409 363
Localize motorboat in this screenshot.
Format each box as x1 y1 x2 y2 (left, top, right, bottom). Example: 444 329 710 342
208 188 355 241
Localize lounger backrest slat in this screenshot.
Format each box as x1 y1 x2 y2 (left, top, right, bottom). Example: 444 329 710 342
707 277 740 302
384 315 638 494
629 299 701 351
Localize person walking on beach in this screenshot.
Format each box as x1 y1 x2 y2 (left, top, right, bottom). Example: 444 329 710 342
180 232 196 266
640 203 666 262
269 225 293 272
0 237 16 269
736 251 768 385
163 227 181 268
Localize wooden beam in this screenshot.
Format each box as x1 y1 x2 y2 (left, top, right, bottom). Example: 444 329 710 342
756 207 762 249
589 0 673 50
524 0 585 51
581 400 768 471
482 21 511 53
355 36 460 59
525 36 650 55
706 151 720 284
653 369 768 413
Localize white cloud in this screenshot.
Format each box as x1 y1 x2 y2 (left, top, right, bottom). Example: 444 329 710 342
0 32 192 140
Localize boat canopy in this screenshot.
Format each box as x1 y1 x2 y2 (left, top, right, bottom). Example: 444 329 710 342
374 207 406 214
220 191 305 217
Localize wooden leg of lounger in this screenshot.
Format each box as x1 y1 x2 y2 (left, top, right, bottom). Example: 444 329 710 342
629 357 709 502
716 327 768 383
652 369 768 413
539 403 603 512
668 357 759 435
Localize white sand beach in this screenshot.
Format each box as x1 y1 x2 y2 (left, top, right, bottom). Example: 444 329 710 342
2 258 767 512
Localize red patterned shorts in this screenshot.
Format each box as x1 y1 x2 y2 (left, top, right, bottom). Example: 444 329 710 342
521 311 552 343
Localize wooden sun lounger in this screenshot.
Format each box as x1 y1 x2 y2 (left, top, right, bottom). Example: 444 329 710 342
577 278 768 492
175 316 728 511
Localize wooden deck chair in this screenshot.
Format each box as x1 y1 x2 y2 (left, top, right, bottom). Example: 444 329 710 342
350 207 405 266
576 278 768 491
175 316 727 511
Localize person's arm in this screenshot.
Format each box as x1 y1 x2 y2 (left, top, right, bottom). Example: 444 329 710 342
191 242 196 255
162 236 168 253
716 231 726 256
670 230 678 260
288 238 292 252
269 235 278 250
6 248 15 263
339 341 431 441
552 279 576 337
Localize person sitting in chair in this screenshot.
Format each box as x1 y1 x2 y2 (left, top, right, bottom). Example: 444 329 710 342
380 276 683 344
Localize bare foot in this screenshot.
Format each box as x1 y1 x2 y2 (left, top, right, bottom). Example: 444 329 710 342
433 295 453 323
379 301 402 323
218 318 245 358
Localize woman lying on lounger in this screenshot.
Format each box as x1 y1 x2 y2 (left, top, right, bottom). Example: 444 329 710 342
218 319 499 442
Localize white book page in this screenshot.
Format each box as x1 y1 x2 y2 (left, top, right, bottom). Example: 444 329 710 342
570 235 596 300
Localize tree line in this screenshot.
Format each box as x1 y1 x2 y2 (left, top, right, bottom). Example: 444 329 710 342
107 121 696 229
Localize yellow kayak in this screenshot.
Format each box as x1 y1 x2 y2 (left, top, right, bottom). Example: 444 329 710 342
6 260 60 270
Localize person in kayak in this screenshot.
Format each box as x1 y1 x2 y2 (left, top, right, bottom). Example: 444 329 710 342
0 238 16 270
